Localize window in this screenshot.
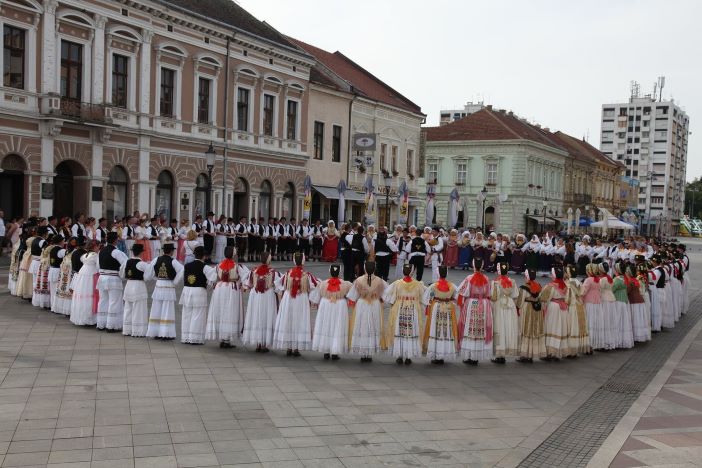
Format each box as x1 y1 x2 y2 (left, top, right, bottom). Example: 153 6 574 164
263 94 275 136
313 121 324 160
156 171 173 221
159 68 175 117
391 145 398 173
332 125 341 162
236 88 249 131
197 77 210 123
456 163 467 184
60 40 82 101
106 166 128 222
406 149 414 175
286 100 298 140
428 162 438 183
380 144 387 171
486 162 498 185
3 25 25 89
111 54 128 108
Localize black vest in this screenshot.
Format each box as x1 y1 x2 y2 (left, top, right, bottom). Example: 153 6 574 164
184 260 207 288
375 237 390 254
73 223 84 240
124 258 144 281
351 234 364 250
154 255 177 280
684 255 690 271
49 246 63 268
340 234 351 250
99 245 121 271
126 225 134 238
97 227 107 243
411 237 426 254
71 248 86 273
31 237 44 255
655 267 666 288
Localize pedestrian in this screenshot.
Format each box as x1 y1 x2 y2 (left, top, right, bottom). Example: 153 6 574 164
120 243 150 337
146 243 183 340
205 246 250 348
96 232 129 332
310 264 352 360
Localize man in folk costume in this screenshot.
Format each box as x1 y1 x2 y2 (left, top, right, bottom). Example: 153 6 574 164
394 227 411 280
47 235 67 312
71 213 86 244
297 218 312 260
277 217 289 261
95 218 108 245
340 223 353 281
206 246 250 348
120 243 151 337
406 228 430 282
374 226 398 281
428 226 444 282
490 262 519 364
422 265 460 364
273 252 318 356
516 269 546 363
247 217 260 262
311 220 324 261
457 257 493 365
147 217 163 258
29 226 48 306
346 224 369 280
310 264 353 360
122 216 137 254
96 232 129 332
347 261 388 362
264 217 278 257
146 243 183 340
242 252 280 352
191 215 204 246
202 211 216 261
383 263 427 365
179 246 216 344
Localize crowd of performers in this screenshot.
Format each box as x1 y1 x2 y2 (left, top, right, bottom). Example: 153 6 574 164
4 214 693 365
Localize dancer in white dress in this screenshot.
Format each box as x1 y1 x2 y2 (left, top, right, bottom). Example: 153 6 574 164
310 264 352 360
180 246 216 344
422 265 460 364
598 263 618 350
120 243 151 337
348 261 388 362
146 243 184 339
32 236 52 309
383 264 427 364
490 262 519 363
69 241 100 326
457 258 493 365
242 252 279 352
612 263 634 349
273 253 318 356
648 255 665 332
628 264 651 343
96 232 129 331
205 246 250 348
540 266 569 360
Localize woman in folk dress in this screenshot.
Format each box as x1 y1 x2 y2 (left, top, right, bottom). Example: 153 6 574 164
540 267 569 360
598 263 618 350
347 261 388 362
16 236 35 300
442 229 459 268
205 246 250 348
32 240 52 309
582 264 605 350
516 269 545 363
134 219 153 262
565 264 590 356
490 262 519 364
53 238 77 316
612 263 634 349
383 264 427 365
628 264 651 343
457 258 493 365
310 264 353 360
69 241 100 327
7 236 22 295
242 252 279 352
322 221 340 262
422 265 460 364
273 253 318 356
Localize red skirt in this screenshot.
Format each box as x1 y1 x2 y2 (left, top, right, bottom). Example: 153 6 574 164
322 236 339 262
176 239 186 263
443 244 459 267
136 239 152 262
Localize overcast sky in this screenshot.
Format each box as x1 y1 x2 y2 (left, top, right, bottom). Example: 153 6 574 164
241 0 699 181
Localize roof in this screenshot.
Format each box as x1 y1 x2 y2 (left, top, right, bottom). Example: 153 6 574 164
158 0 295 49
549 131 599 165
424 107 563 151
551 131 624 169
289 38 423 115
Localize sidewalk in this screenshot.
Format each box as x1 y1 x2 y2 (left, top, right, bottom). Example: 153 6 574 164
588 318 702 467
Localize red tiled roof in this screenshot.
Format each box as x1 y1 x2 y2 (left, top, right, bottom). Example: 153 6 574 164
552 131 623 169
425 108 563 151
289 38 423 115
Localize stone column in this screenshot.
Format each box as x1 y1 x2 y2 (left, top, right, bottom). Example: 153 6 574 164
137 135 151 213
92 15 106 104
139 30 153 129
41 0 58 94
90 143 104 218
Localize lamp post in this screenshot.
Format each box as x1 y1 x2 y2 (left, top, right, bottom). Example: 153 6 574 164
480 186 488 232
205 143 216 215
542 198 548 235
383 172 392 227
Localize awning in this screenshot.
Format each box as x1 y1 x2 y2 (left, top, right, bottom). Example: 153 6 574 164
313 185 366 202
527 215 556 225
345 191 366 202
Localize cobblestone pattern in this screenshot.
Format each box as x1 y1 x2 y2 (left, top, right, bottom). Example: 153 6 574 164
518 291 702 467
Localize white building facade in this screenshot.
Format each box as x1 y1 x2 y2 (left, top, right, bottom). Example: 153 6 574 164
439 101 485 126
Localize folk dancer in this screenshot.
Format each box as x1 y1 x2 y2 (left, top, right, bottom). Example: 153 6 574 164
53 237 81 316
180 246 216 344
374 227 398 281
347 261 387 362
457 258 493 365
96 232 129 331
29 226 48 306
242 252 279 352
564 264 590 356
47 235 66 312
540 266 569 360
310 264 353 360
146 243 184 340
490 262 519 364
422 265 460 364
383 264 427 365
69 240 100 327
120 243 151 337
516 269 545 363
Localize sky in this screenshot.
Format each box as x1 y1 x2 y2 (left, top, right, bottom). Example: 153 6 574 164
241 0 700 181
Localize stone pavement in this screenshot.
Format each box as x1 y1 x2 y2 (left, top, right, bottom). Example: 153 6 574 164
0 252 699 468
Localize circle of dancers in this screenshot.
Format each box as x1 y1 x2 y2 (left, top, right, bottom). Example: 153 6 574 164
3 213 692 365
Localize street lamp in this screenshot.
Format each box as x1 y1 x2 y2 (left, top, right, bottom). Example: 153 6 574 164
480 186 488 232
383 172 393 227
542 198 548 235
205 142 216 214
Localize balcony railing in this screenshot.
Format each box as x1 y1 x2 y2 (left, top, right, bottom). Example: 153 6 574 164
573 194 592 205
59 99 111 123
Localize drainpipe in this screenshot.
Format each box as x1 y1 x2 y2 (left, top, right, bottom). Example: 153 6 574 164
221 36 231 214
345 88 357 223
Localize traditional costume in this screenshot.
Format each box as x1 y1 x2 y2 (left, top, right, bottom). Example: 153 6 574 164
28 230 48 305
120 244 151 337
347 262 387 361
422 266 459 363
628 265 650 343
180 253 216 344
7 239 22 295
242 253 279 351
322 222 339 262
47 238 65 311
649 258 665 332
96 237 129 331
146 245 184 339
490 263 519 362
54 240 82 316
16 237 35 299
457 259 493 364
69 250 98 326
612 264 634 349
383 267 427 364
32 242 52 308
540 268 569 359
598 264 618 350
516 269 546 362
565 265 590 355
205 251 250 347
443 230 459 268
310 264 353 359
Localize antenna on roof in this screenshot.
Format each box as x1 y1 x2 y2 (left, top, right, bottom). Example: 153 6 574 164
657 76 665 102
629 80 640 102
652 81 658 101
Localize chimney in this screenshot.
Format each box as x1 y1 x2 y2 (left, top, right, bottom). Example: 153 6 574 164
544 127 550 132
486 104 493 110
508 110 513 116
499 108 506 114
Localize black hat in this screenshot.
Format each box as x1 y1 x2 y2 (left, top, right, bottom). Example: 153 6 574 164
162 243 175 253
193 246 205 259
106 232 119 244
131 243 144 255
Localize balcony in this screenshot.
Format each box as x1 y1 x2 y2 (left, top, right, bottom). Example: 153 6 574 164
58 99 112 124
573 194 592 205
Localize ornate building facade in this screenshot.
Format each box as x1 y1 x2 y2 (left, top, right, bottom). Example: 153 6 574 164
0 0 316 221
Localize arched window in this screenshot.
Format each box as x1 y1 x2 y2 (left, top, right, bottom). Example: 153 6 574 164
282 182 295 219
259 180 272 219
156 170 173 221
106 166 128 222
194 173 208 218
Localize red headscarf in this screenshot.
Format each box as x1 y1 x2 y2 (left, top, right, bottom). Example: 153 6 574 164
327 277 341 292
436 278 450 292
219 258 235 271
469 271 488 288
526 280 541 295
289 266 304 298
552 278 567 291
498 275 513 289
